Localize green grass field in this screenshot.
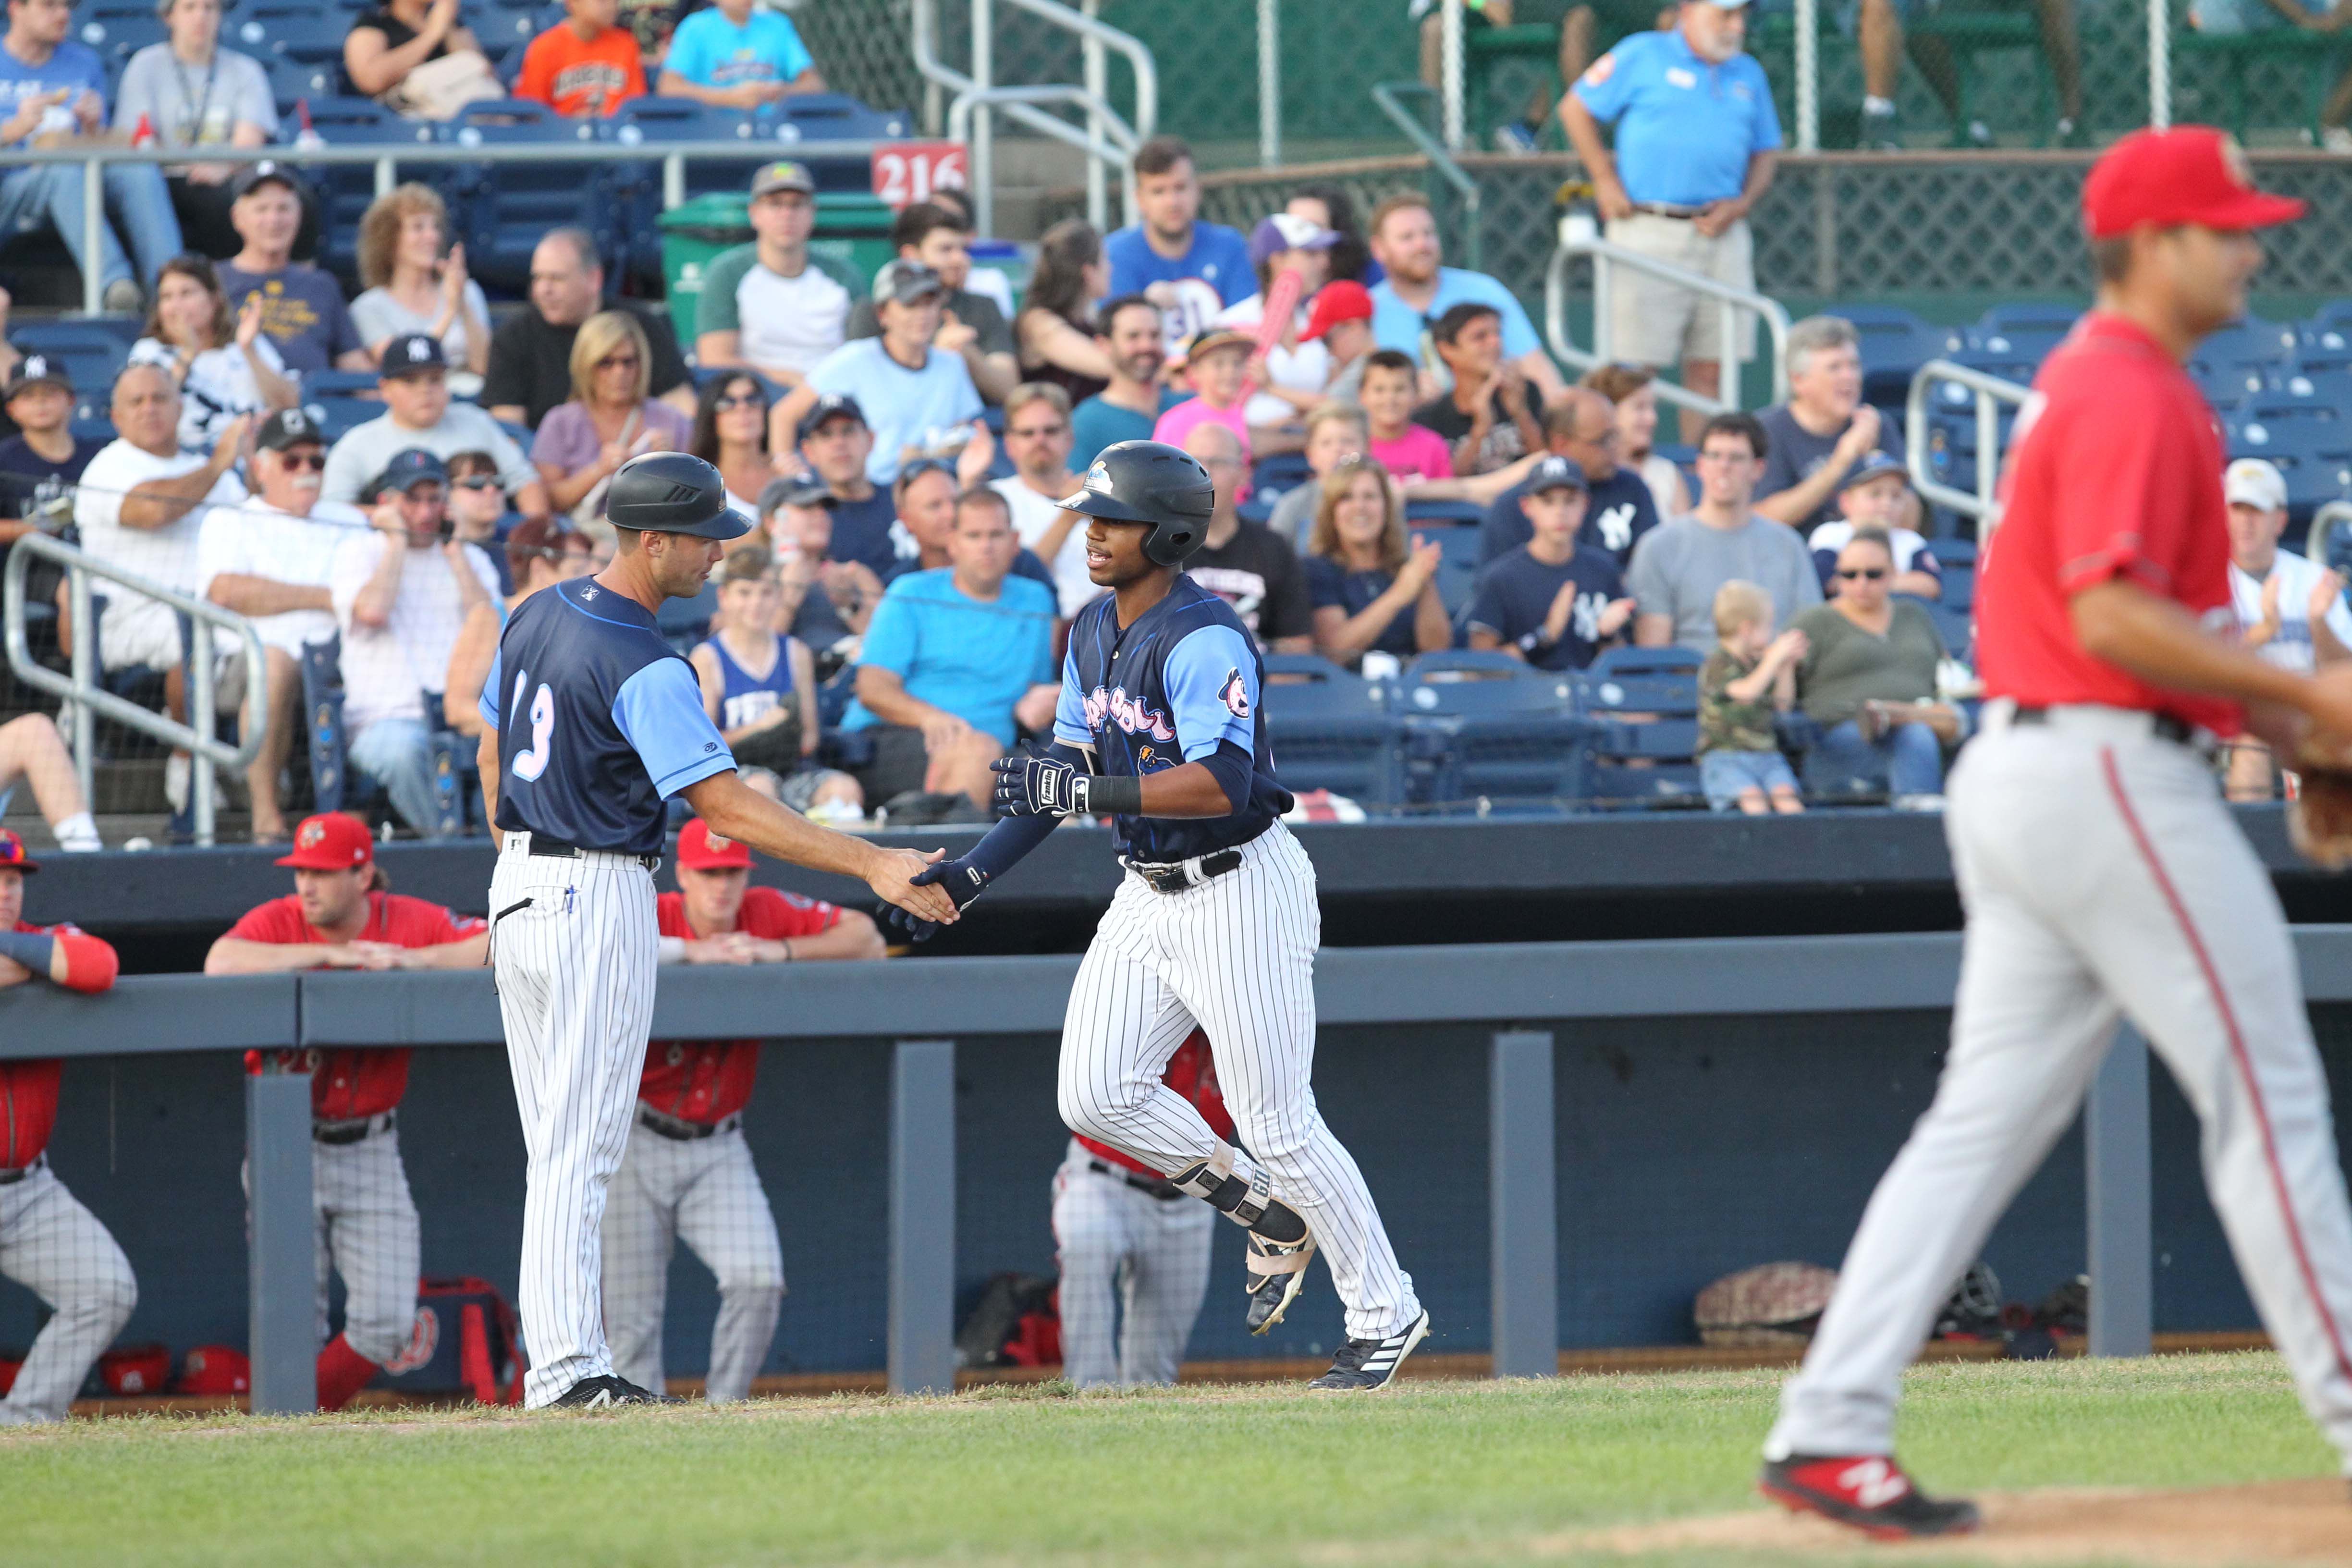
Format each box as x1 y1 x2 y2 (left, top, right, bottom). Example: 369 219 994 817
4 1352 2340 1567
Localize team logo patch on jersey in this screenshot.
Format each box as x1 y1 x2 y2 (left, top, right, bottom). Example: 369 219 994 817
383 1304 441 1376
1581 53 1614 86
1083 685 1176 741
1218 668 1251 719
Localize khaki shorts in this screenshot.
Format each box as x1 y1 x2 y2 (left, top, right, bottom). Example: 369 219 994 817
1603 212 1758 367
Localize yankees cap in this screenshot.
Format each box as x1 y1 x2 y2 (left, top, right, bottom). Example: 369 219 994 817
1526 454 1588 495
798 392 868 441
381 333 447 377
255 406 324 451
2 350 71 400
230 159 306 201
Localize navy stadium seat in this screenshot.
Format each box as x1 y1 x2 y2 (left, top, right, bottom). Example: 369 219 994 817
1578 644 1703 810
75 4 164 73
1402 498 1482 526
230 2 352 65
13 321 132 393
1833 304 1944 405
292 98 442 284
1259 654 1405 808
441 99 612 291
1394 650 1586 809
754 92 914 192
600 97 762 280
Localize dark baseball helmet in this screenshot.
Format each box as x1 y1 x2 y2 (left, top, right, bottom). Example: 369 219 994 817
605 452 749 539
1057 440 1216 567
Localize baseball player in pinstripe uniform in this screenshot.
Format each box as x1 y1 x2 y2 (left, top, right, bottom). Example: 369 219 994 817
1053 1028 1228 1389
894 441 1430 1390
0 829 134 1426
476 452 956 1409
602 817 885 1403
205 814 490 1411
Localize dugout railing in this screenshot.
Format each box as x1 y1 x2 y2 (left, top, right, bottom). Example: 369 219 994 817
0 928 2243 1412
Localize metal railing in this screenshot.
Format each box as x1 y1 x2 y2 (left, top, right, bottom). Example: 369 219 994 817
3 530 267 846
2308 499 2352 567
911 0 1155 234
1370 82 1481 273
8 137 891 317
1906 357 2034 533
1544 236 1793 418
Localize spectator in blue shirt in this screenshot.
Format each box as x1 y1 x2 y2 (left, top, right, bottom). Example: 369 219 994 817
1070 293 1178 466
656 0 822 108
843 486 1058 809
771 262 986 486
1103 136 1254 357
1465 455 1637 672
0 0 185 312
1561 0 1780 439
1364 192 1565 403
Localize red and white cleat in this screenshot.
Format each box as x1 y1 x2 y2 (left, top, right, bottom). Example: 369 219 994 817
1758 1454 1982 1540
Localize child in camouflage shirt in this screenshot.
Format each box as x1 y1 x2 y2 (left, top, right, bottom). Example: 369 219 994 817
1697 580 1808 815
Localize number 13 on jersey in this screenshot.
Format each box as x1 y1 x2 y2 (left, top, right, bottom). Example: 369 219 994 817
508 669 556 783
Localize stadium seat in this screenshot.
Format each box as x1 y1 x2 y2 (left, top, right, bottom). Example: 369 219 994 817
1968 302 2079 361
1426 523 1482 618
1833 304 1945 406
301 395 384 442
1251 452 1311 504
267 55 345 114
76 3 164 73
1258 654 1405 808
1395 650 1587 809
13 321 133 393
231 2 351 65
601 97 763 280
1578 645 1702 810
656 582 719 650
2272 367 2352 408
1402 498 1483 527
442 99 612 292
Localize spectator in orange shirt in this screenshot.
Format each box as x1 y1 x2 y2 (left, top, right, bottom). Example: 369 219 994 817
515 0 647 118
203 813 490 1411
0 828 132 1427
603 818 883 1402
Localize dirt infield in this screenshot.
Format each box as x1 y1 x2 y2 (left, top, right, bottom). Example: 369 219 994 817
1573 1478 2352 1565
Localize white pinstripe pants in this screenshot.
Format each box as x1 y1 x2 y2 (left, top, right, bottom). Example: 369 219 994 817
601 1118 786 1403
490 834 661 1409
245 1126 422 1367
1057 821 1420 1342
1052 1140 1214 1388
0 1163 135 1424
1770 712 2352 1465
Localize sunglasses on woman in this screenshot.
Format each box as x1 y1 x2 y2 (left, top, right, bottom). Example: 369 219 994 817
452 474 499 491
712 393 765 412
1836 566 1887 581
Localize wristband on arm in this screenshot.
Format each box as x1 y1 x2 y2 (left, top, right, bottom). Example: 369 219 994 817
0 929 56 976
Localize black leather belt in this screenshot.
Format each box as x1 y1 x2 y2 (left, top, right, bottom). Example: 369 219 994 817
1087 1159 1184 1200
1127 848 1243 894
315 1111 394 1145
0 1154 42 1185
525 834 660 873
639 1105 740 1141
2011 706 2199 748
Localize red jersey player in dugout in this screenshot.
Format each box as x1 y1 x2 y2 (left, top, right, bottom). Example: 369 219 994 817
206 813 490 1410
1761 128 2352 1540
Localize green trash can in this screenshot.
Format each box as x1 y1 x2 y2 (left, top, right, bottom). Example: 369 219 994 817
659 191 899 349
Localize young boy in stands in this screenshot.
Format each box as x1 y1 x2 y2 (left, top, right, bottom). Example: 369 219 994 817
1464 454 1633 672
1806 454 1942 600
515 0 648 117
1697 579 1807 816
1360 349 1453 484
1151 327 1261 472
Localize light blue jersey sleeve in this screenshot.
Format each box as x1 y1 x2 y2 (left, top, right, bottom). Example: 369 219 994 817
1569 36 1642 123
1163 625 1258 761
479 646 505 729
1053 638 1090 748
612 658 736 797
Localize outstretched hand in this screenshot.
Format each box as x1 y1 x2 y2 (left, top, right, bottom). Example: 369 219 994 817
885 855 993 941
867 845 958 928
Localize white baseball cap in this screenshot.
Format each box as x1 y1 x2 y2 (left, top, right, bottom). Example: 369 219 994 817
2225 457 2287 512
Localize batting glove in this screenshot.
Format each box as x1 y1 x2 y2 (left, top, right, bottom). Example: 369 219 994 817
991 751 1085 817
886 857 992 942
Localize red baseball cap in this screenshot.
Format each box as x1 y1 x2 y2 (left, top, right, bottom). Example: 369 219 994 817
0 828 37 874
174 1344 251 1396
2082 125 2305 241
276 813 374 870
676 818 752 871
1302 280 1374 343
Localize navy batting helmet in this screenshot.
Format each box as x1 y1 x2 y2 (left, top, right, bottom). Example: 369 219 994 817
1056 440 1216 567
605 452 749 540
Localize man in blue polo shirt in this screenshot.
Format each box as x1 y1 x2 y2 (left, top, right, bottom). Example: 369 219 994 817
1104 136 1254 356
1561 0 1780 439
1365 191 1565 402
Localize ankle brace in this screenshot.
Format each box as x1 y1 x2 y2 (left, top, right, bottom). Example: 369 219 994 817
1171 1144 1309 1244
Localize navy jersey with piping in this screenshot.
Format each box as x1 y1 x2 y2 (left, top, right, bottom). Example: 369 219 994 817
1054 575 1292 862
481 577 738 857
